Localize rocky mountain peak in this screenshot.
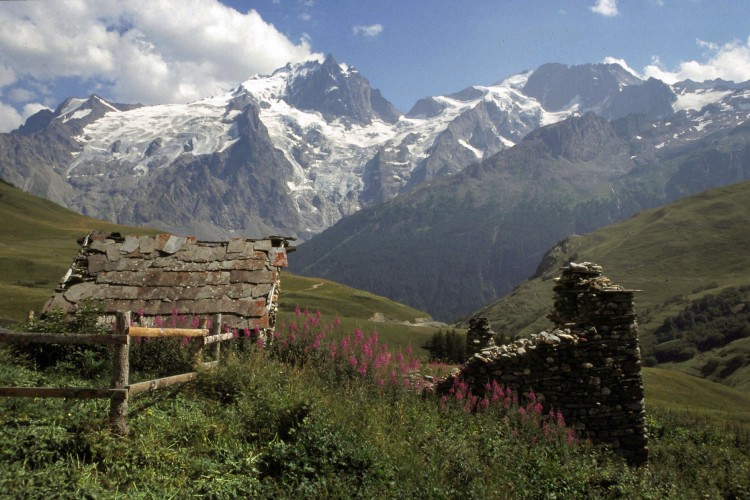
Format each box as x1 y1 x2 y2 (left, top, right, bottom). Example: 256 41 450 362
523 112 623 162
284 53 400 124
522 62 677 121
523 62 643 112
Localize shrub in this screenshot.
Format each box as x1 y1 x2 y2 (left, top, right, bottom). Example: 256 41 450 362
12 302 112 379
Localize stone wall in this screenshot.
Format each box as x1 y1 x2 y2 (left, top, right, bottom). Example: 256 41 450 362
42 231 295 334
437 262 648 465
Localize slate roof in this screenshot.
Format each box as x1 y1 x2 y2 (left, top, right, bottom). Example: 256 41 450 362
43 231 295 331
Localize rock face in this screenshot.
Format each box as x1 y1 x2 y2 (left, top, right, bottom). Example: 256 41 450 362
436 262 648 466
291 86 750 321
4 58 723 242
522 62 673 120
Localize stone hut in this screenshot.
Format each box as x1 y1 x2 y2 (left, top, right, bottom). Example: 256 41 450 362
437 262 648 465
42 231 295 335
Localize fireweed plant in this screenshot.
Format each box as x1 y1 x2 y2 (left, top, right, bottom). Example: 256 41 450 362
5 308 750 496
260 308 575 446
140 306 576 442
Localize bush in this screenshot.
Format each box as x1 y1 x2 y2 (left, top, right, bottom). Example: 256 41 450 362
12 302 112 379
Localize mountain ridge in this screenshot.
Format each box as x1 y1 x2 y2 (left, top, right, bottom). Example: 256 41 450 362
4 57 746 242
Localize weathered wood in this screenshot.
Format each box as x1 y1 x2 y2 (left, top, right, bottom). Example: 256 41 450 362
0 329 128 346
127 371 199 396
111 312 130 435
211 313 222 362
127 326 209 338
200 360 220 370
202 332 235 345
0 387 127 399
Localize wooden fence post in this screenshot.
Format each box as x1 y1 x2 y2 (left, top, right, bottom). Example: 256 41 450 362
110 311 131 435
212 313 222 362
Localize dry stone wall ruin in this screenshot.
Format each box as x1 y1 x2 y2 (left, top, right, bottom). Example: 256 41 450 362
43 231 295 335
438 262 648 465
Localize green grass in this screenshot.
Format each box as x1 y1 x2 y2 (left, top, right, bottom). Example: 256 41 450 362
3 176 750 493
0 180 445 354
475 180 750 393
643 367 750 429
655 337 750 394
1 321 749 498
278 273 448 356
0 179 159 323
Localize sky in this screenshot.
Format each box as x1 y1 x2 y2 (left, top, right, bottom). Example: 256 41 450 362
1 0 749 132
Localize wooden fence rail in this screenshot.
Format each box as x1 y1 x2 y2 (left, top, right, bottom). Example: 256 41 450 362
0 311 228 434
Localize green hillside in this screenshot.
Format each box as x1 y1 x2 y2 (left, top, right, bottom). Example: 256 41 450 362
473 180 750 392
0 179 161 323
0 179 442 350
2 178 750 497
3 176 750 408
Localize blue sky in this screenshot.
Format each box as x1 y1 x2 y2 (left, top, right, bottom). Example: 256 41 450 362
1 0 749 131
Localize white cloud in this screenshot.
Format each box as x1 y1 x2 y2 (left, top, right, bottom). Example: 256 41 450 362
0 102 23 132
22 102 50 119
601 57 639 77
643 37 750 84
353 24 384 38
590 0 619 17
8 88 37 103
0 0 319 107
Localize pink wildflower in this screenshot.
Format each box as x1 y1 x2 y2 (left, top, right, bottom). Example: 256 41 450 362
362 343 373 358
556 410 566 427
566 428 576 445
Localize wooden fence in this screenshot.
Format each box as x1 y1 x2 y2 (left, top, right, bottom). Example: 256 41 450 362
0 311 235 434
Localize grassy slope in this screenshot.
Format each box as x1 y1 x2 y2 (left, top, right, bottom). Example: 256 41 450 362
643 367 750 428
2 178 749 423
0 179 161 322
278 273 446 354
474 180 750 392
0 179 444 350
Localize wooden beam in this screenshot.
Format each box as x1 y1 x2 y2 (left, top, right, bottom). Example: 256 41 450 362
111 312 131 436
0 387 127 399
202 332 235 345
127 326 209 338
127 371 199 396
0 329 128 346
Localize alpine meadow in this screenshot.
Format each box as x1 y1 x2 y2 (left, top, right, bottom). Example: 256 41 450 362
1 1 750 497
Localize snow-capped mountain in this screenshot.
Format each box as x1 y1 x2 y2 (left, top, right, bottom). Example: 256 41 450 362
1 55 748 241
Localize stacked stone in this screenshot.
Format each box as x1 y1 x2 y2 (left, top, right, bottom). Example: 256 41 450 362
466 317 496 359
435 262 648 466
42 231 294 336
547 261 603 327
